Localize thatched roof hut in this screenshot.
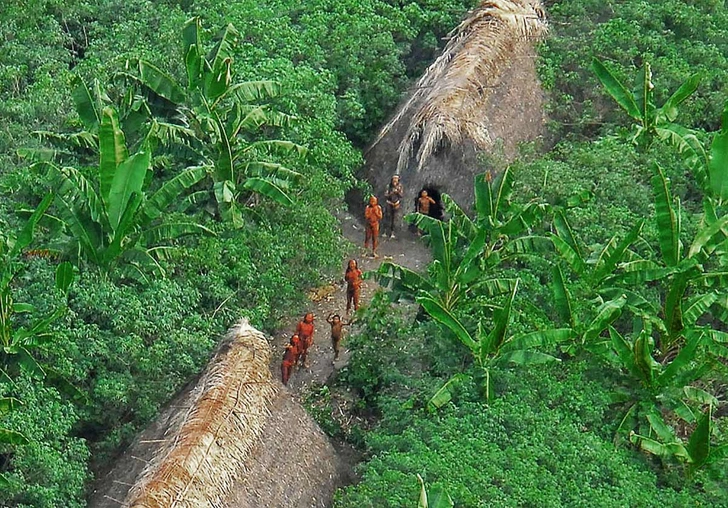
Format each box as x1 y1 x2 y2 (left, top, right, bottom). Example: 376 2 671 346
363 0 548 210
88 320 343 508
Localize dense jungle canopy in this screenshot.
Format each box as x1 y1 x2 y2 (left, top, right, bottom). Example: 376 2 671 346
1 0 728 506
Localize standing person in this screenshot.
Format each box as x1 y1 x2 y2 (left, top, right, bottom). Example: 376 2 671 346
415 189 437 235
345 259 363 314
364 195 383 258
384 175 404 238
416 189 436 216
296 312 315 368
326 313 351 362
281 333 301 386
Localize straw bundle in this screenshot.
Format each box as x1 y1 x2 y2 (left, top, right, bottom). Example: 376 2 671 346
373 0 547 173
125 319 277 508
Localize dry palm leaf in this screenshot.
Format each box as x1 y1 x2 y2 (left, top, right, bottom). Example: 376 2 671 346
372 0 547 173
126 319 277 508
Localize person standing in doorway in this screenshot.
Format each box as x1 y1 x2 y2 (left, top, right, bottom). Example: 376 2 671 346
364 195 383 258
384 175 404 239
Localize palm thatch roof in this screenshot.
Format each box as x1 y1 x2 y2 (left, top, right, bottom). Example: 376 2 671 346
88 319 343 508
372 0 547 174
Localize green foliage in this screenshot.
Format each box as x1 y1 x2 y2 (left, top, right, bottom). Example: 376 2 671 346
38 106 211 277
541 0 728 137
335 358 721 507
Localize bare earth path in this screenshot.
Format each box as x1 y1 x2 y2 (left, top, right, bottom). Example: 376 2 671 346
269 209 430 394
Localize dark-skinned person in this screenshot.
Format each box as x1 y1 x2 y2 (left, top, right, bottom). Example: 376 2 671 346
364 195 383 258
345 259 363 315
281 333 301 386
384 174 404 238
295 312 315 368
326 313 351 363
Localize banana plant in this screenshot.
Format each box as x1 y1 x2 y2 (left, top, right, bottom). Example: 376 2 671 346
630 405 727 479
608 165 728 356
607 325 718 432
373 170 549 312
0 198 77 487
548 208 645 351
121 17 306 227
37 107 212 278
591 58 700 151
419 280 571 402
417 474 454 508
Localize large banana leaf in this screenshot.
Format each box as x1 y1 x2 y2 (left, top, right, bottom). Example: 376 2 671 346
182 17 204 90
483 280 519 356
551 264 574 327
98 107 129 206
0 428 29 446
593 220 644 284
107 148 150 231
591 58 642 121
656 124 709 191
663 273 689 342
688 214 728 259
369 262 435 298
141 222 215 245
144 165 209 222
686 406 711 470
71 76 101 131
427 373 468 411
583 296 626 343
651 164 681 266
683 293 718 326
137 60 186 104
553 209 583 261
241 177 294 206
550 234 587 276
660 73 701 123
500 328 571 352
609 327 642 381
633 331 660 386
658 331 703 387
417 296 477 352
496 350 560 366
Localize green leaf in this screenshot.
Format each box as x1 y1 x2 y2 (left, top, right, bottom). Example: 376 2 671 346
683 293 717 326
418 474 428 508
0 397 22 414
417 296 477 352
683 386 718 407
583 296 626 343
144 165 209 222
9 193 54 258
98 107 129 205
634 61 654 126
661 74 701 123
687 406 711 468
241 177 294 206
658 331 703 387
591 58 642 121
0 428 29 445
593 220 644 283
54 262 75 294
138 60 186 104
656 124 710 192
496 350 561 366
182 17 203 90
500 328 572 352
651 164 681 266
688 214 728 259
608 327 642 380
709 118 728 201
646 410 676 443
427 373 468 412
142 222 215 245
427 485 455 508
484 279 519 354
71 76 101 130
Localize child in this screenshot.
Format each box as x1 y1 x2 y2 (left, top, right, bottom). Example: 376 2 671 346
281 333 301 386
416 189 436 216
295 312 315 368
326 313 351 362
345 259 363 314
364 195 383 258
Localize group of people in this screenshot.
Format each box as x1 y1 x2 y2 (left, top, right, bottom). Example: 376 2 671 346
363 175 443 256
281 175 443 385
280 259 363 386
